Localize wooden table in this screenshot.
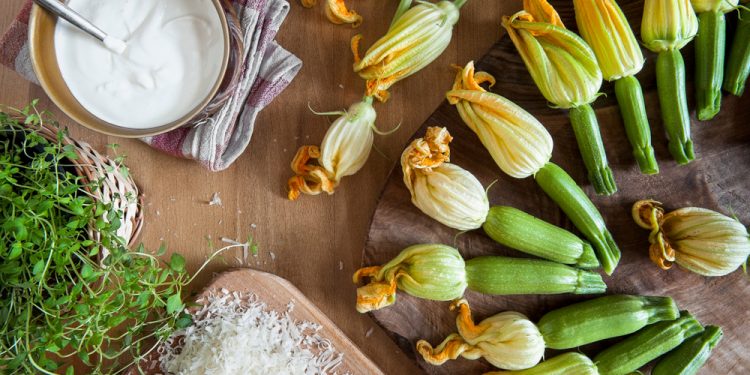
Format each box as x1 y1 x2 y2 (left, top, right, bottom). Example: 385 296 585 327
0 1 512 373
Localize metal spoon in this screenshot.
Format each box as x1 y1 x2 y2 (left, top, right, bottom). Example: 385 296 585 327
34 0 127 54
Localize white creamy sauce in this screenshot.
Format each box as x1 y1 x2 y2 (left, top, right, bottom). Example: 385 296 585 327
54 0 224 129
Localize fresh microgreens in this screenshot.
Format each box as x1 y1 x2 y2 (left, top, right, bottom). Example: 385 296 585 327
0 103 192 374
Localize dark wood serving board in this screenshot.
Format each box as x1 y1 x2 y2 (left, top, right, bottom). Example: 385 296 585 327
363 1 750 374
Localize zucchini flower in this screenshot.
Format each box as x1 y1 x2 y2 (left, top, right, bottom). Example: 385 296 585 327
447 62 621 275
642 0 699 165
724 3 750 96
484 352 599 375
502 0 617 195
574 0 659 175
353 244 605 313
446 62 553 179
298 0 362 28
691 0 740 119
632 200 750 276
401 127 489 230
353 244 467 313
288 98 387 200
417 299 544 370
351 0 467 102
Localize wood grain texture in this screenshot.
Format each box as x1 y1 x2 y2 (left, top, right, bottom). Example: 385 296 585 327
130 269 383 374
364 1 750 374
0 1 517 374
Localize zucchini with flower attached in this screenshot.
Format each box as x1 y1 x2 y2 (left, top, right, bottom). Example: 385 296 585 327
724 3 750 95
447 62 621 275
692 0 740 119
642 0 699 164
402 127 598 268
574 0 658 174
594 311 704 375
352 244 606 313
503 0 619 194
416 299 545 370
632 200 750 276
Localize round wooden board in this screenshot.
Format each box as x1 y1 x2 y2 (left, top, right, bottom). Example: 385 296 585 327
363 1 750 374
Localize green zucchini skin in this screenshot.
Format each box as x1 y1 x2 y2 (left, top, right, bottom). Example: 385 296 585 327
488 352 599 375
464 256 606 296
482 206 599 268
652 325 723 375
594 310 704 375
537 295 679 350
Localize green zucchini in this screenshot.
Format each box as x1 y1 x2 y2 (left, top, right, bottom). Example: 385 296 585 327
486 352 599 375
594 310 704 375
537 295 679 349
482 206 599 268
652 325 723 375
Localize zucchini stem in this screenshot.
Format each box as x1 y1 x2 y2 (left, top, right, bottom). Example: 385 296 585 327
569 104 618 195
724 7 750 96
696 11 726 121
656 49 694 164
614 76 659 174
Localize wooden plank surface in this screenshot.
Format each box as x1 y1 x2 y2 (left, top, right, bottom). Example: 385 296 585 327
363 1 750 374
0 1 513 373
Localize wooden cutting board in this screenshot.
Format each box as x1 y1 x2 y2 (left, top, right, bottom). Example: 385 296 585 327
129 268 382 375
363 1 750 374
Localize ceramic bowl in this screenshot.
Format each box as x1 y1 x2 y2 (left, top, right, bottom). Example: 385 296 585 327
28 1 231 138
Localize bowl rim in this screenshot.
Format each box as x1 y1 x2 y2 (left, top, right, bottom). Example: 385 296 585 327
28 0 231 138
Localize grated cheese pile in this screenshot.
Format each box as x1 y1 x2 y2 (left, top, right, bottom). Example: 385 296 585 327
158 291 346 375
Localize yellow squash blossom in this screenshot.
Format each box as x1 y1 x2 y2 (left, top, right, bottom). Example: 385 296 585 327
417 299 545 370
502 0 602 109
573 0 644 80
401 126 489 231
288 98 381 200
632 200 750 276
642 0 699 51
446 61 553 179
352 0 465 102
353 244 467 313
299 0 362 28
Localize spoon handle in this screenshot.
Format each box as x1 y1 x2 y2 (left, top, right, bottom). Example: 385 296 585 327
34 0 107 41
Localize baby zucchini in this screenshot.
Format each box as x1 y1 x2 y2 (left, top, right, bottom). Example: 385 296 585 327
652 325 723 375
537 295 679 349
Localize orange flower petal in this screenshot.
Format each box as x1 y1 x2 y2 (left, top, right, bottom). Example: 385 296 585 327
325 0 362 27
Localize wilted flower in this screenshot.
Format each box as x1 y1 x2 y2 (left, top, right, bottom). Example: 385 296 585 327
353 244 467 313
352 0 463 102
502 0 603 109
325 0 362 27
573 0 645 81
417 299 545 370
402 127 489 231
642 0 699 52
632 200 750 276
288 98 380 200
446 61 553 179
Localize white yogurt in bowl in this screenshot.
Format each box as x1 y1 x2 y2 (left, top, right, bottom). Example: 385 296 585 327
54 0 226 129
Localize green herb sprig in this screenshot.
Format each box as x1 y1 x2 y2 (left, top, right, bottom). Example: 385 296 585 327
0 103 191 374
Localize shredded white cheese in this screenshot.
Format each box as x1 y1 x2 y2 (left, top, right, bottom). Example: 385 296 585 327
208 192 222 206
158 292 346 375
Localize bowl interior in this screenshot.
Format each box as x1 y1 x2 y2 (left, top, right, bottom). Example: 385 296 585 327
28 1 231 138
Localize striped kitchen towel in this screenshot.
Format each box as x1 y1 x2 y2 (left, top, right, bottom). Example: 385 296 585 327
0 0 302 171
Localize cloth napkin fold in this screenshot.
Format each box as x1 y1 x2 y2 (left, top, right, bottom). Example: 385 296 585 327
0 0 302 171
